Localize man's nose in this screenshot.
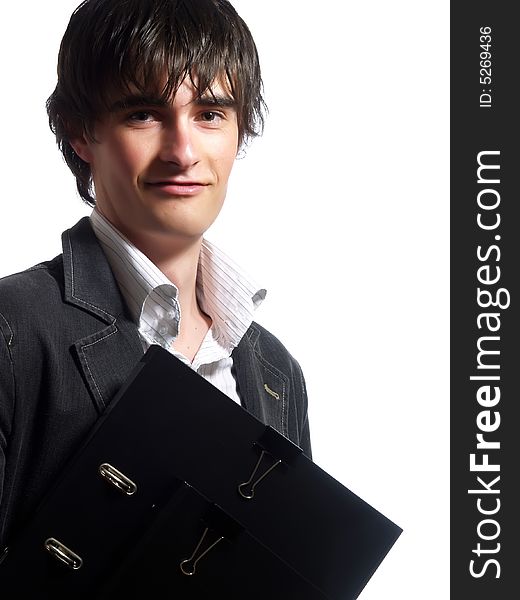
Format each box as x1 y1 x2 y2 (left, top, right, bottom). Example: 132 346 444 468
159 119 198 167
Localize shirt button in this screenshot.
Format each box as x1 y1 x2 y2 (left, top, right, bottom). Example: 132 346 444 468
167 310 176 319
158 325 168 335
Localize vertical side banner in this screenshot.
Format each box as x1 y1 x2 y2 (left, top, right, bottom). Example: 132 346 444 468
451 2 519 598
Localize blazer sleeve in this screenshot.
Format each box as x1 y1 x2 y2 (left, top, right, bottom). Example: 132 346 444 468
294 358 312 459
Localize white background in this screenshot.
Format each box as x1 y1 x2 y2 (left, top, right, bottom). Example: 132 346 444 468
0 1 449 597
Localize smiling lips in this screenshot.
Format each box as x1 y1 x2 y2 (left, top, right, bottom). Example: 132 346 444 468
146 179 209 196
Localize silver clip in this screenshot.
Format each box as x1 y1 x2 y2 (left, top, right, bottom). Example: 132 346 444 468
44 538 83 570
179 528 224 576
238 450 281 500
99 463 137 496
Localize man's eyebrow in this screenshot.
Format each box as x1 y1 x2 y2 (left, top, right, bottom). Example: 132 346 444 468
195 94 237 109
108 93 237 113
108 95 168 113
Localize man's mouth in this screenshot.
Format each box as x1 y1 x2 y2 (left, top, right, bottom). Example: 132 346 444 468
145 179 209 196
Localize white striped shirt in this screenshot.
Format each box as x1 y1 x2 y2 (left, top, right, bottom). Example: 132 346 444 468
90 209 266 403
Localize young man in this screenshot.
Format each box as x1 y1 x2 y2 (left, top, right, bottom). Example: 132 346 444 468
0 0 310 552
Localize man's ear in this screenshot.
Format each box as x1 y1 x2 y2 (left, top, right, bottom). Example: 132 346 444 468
69 136 93 163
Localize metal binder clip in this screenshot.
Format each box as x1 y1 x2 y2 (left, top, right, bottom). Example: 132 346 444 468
238 426 303 500
44 538 83 570
238 450 282 499
99 463 137 496
179 528 224 576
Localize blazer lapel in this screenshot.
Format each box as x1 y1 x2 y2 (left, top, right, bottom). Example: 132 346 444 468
232 325 289 438
62 218 143 413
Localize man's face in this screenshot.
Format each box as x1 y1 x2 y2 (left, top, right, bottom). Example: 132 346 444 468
73 78 239 249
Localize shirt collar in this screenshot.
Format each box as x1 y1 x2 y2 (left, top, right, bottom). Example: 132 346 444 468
89 209 266 352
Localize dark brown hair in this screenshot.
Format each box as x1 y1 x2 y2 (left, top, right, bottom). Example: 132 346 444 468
47 0 266 205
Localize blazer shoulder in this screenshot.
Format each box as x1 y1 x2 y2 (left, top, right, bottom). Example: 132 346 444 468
0 255 65 341
0 255 64 310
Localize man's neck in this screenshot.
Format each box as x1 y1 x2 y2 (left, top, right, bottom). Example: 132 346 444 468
95 207 212 360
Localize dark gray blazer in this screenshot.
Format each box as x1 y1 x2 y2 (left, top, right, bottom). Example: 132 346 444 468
0 218 310 548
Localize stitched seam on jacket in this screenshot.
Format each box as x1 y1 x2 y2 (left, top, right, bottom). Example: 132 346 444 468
0 312 14 348
80 329 118 407
0 312 18 545
0 311 15 440
295 359 308 438
246 322 260 346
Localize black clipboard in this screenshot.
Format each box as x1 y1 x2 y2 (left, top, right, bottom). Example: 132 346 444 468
0 345 402 598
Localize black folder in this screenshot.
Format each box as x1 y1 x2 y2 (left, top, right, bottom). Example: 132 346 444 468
0 345 402 598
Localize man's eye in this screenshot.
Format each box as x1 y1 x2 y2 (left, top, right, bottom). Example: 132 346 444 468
127 111 155 122
200 111 222 123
